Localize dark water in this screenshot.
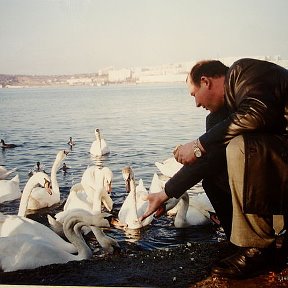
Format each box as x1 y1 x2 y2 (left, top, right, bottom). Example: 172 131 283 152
0 83 223 251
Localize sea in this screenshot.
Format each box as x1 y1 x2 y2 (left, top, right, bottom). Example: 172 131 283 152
0 83 224 251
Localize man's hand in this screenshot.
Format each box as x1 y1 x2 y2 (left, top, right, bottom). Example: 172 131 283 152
173 141 196 165
139 191 169 222
173 139 205 165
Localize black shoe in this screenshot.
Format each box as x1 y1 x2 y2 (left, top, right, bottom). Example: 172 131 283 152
211 247 273 279
275 229 288 266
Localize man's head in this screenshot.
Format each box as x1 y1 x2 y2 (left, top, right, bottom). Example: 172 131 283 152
186 60 228 112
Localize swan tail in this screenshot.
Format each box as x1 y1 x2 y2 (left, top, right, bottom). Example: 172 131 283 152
11 174 20 183
0 167 17 179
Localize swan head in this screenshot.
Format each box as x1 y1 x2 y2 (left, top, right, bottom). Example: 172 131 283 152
153 194 183 218
55 150 69 162
122 166 134 193
94 128 101 139
44 177 53 195
102 167 113 194
27 171 53 195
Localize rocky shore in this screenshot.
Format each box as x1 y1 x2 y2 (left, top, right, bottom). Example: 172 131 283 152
1 240 287 287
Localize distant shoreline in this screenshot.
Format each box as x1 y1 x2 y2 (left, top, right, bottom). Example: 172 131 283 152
1 56 287 89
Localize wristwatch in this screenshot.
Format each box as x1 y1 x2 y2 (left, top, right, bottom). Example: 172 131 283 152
193 139 202 158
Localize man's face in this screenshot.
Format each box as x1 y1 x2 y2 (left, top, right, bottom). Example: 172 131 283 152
187 75 224 112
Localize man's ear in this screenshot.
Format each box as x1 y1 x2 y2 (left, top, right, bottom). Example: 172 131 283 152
200 76 210 88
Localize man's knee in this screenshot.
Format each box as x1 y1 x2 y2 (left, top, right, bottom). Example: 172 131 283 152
226 135 245 160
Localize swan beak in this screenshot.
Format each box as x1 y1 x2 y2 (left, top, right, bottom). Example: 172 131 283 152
125 179 130 193
107 182 112 194
209 211 221 225
64 150 69 156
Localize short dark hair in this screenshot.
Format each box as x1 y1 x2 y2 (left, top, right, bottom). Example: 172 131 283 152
187 60 229 86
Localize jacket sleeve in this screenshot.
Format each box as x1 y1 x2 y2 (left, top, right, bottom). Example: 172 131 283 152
199 98 268 151
165 156 209 198
165 107 230 199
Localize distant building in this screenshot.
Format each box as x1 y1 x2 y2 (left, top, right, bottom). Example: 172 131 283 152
108 68 131 83
67 77 93 86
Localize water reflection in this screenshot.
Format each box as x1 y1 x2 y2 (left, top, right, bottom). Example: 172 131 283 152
90 155 104 168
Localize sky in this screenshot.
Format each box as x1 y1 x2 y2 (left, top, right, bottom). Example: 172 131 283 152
0 0 287 75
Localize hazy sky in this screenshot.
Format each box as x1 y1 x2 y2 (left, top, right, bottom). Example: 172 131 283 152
0 0 287 75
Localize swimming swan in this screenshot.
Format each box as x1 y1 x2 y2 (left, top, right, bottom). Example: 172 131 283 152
117 167 154 229
0 166 17 180
90 129 110 156
1 172 76 253
49 166 117 253
0 212 77 254
18 172 52 217
57 166 113 215
167 192 215 228
0 174 21 203
81 166 113 212
26 150 68 210
0 209 110 272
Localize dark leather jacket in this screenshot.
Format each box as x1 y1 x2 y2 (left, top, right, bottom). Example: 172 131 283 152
199 58 288 215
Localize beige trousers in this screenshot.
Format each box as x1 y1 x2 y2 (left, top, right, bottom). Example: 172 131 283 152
226 135 281 248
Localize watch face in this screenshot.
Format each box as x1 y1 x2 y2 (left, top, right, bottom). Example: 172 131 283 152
194 148 202 158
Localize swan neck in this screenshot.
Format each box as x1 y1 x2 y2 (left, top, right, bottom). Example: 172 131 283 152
18 179 40 216
50 156 63 195
64 218 92 259
130 178 139 218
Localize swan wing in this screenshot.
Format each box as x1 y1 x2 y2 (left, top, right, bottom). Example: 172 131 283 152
0 175 21 203
0 214 77 254
189 192 215 212
100 139 110 155
0 234 75 272
118 193 142 229
155 157 183 178
0 166 17 180
64 184 91 212
185 206 211 226
89 139 110 156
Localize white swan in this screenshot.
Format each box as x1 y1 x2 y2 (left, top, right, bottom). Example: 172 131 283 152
0 172 76 253
0 166 17 180
0 213 77 254
167 191 215 228
0 174 21 203
18 172 52 217
26 150 68 210
0 209 110 272
58 166 113 215
89 128 110 156
81 166 113 212
155 157 183 178
49 166 118 253
117 167 154 229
